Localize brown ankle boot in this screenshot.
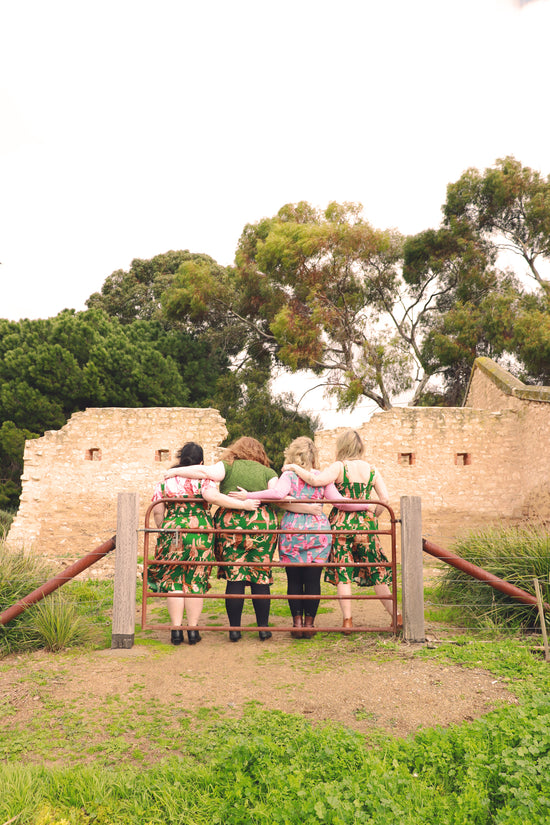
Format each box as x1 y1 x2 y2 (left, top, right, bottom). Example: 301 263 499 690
302 615 316 639
291 614 303 638
342 617 353 636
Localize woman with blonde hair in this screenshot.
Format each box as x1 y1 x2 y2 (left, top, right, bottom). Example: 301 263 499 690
283 429 397 633
231 436 374 638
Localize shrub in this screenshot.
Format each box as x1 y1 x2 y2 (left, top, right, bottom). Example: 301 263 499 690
0 545 101 655
434 524 550 629
0 509 13 539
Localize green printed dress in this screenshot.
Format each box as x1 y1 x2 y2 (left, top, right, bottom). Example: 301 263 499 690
147 476 215 594
325 464 392 587
214 459 278 584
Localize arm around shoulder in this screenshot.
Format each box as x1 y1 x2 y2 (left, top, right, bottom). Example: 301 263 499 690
372 468 389 516
164 461 226 482
282 461 341 487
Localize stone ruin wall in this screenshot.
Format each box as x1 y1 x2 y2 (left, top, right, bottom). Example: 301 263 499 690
5 359 550 577
315 406 522 548
465 364 550 519
6 407 228 574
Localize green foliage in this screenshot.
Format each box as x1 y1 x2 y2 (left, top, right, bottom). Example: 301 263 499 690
444 155 550 300
433 525 550 628
402 156 550 402
0 509 13 538
86 249 219 324
0 309 227 506
214 366 319 472
3 692 550 824
0 546 54 655
29 592 100 652
161 203 417 411
0 545 106 655
0 420 39 509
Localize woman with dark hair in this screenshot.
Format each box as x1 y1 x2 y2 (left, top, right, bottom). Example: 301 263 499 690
149 441 258 646
164 437 278 642
230 436 375 638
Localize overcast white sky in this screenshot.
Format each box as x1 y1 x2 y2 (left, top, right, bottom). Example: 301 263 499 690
1 0 549 426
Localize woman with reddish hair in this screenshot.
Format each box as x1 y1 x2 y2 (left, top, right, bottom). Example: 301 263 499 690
165 437 278 642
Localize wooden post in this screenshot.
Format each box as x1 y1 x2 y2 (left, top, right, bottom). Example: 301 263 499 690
400 496 425 643
111 492 139 649
534 578 550 662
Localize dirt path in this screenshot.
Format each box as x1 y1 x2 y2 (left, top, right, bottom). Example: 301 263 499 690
2 605 515 744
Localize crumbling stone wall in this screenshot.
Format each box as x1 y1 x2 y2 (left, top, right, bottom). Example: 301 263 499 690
6 407 227 573
464 357 550 519
6 359 549 576
315 406 522 547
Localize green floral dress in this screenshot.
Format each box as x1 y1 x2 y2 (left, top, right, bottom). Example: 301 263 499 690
325 464 392 587
147 477 215 594
214 459 278 585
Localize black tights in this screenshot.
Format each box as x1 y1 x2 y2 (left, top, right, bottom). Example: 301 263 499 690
286 566 322 619
225 581 271 628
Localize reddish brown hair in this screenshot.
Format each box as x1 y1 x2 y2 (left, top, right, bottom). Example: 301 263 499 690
220 436 271 467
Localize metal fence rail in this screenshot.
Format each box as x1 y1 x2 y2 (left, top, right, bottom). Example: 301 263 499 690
141 496 399 635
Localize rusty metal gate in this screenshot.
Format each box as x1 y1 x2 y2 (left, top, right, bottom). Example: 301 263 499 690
141 497 399 635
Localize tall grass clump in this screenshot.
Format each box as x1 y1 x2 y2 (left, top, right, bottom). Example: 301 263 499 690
0 544 101 655
0 508 13 539
434 524 550 629
29 592 99 652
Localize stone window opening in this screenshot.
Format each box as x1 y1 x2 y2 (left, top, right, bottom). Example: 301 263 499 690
399 452 415 466
455 452 472 466
85 448 102 461
155 449 171 462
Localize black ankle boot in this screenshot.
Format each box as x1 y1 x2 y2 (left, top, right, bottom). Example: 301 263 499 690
258 630 272 641
229 630 242 642
170 629 184 645
187 629 201 645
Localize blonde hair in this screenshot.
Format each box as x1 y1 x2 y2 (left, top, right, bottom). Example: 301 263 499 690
284 436 319 471
335 429 365 461
220 436 271 467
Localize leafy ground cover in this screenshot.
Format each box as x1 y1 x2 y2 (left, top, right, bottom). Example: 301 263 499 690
0 632 548 824
1 529 549 824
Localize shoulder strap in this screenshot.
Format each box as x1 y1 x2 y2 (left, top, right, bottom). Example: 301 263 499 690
341 461 350 486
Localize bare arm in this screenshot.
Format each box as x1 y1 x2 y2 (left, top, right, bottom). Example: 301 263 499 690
202 486 260 511
372 469 390 516
326 482 375 513
152 503 165 527
281 461 342 487
164 461 226 482
229 474 293 502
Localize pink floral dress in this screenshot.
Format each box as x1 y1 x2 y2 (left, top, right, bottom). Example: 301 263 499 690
277 471 332 564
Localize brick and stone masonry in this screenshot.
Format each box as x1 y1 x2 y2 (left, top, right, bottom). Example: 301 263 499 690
6 358 550 575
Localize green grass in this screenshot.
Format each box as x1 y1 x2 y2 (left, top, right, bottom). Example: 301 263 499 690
1 639 550 824
432 524 550 629
0 545 113 656
2 528 550 822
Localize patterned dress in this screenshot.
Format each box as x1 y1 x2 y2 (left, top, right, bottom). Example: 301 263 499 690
325 464 392 587
214 459 278 585
278 471 332 564
147 476 215 595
